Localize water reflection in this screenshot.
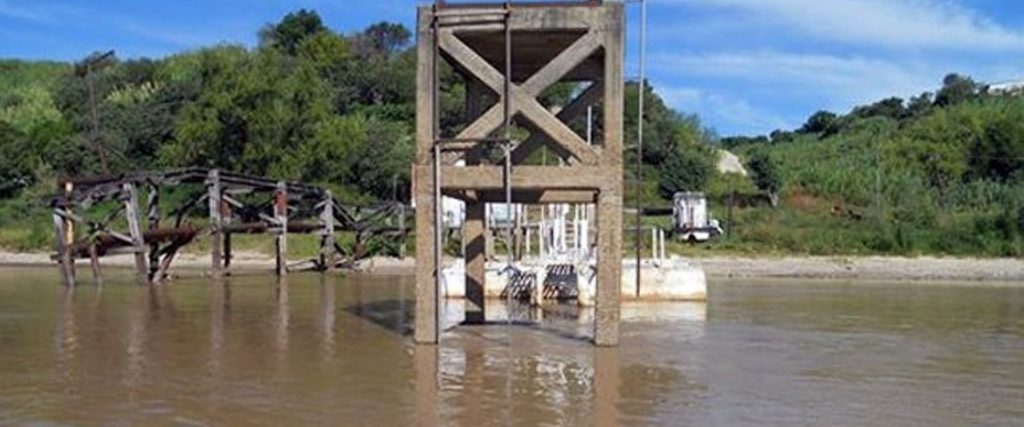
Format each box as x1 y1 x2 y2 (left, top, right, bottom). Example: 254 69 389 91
413 345 439 426
0 269 1020 426
275 276 289 356
53 287 77 394
206 278 230 379
319 275 336 360
593 348 621 427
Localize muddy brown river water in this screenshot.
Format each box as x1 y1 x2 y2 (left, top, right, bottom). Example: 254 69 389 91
0 267 1022 426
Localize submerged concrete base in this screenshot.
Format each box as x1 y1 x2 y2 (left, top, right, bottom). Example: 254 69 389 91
441 256 707 303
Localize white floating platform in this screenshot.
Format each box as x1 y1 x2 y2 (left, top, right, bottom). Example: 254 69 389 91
441 256 707 303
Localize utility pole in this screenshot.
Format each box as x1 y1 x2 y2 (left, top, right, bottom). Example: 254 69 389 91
76 51 116 174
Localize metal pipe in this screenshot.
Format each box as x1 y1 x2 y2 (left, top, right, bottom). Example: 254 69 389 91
503 0 514 326
634 0 648 298
432 3 442 344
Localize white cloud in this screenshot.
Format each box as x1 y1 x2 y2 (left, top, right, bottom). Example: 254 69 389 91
111 18 213 48
0 0 63 23
661 0 1024 51
651 51 938 108
655 83 793 134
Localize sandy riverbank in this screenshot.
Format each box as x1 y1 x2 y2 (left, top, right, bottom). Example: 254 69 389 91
691 255 1024 282
4 250 1024 282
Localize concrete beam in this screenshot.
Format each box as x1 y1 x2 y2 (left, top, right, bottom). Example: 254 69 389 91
511 81 603 164
445 189 597 204
416 165 612 190
438 30 600 164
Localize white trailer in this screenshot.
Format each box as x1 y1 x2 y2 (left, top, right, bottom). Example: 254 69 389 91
672 192 722 242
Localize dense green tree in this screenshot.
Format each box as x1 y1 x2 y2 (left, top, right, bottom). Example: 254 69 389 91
259 9 327 55
0 122 35 197
747 149 781 207
657 143 715 199
769 129 793 143
852 97 905 120
719 135 769 149
935 73 980 107
799 110 837 134
355 22 411 57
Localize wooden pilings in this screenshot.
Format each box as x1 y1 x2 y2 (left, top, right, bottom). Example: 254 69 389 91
221 198 233 270
319 190 336 272
122 182 148 279
146 183 161 281
274 181 288 276
208 169 224 278
50 168 411 284
54 181 75 287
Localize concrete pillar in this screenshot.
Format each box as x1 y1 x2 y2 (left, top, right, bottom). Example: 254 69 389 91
413 168 439 344
595 188 622 346
463 201 486 324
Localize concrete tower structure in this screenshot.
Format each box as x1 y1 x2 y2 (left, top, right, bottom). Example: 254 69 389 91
413 0 624 346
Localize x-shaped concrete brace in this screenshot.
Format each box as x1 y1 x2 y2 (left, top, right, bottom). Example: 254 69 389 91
438 29 603 165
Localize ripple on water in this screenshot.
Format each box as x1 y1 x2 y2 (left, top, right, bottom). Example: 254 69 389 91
0 269 1020 426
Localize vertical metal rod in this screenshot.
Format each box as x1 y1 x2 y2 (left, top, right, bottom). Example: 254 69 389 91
586 106 593 145
85 63 110 174
399 203 407 259
502 4 514 417
433 144 442 343
503 0 514 325
634 0 648 298
431 3 442 344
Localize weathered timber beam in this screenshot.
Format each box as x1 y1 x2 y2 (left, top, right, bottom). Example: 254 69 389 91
68 225 204 258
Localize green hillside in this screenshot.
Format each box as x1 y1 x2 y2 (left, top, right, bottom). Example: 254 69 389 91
711 75 1024 256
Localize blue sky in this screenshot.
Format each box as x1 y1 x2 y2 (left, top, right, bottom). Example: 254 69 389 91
1 0 1023 136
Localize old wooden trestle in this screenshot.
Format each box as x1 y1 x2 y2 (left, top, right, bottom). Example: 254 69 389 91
49 168 409 286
